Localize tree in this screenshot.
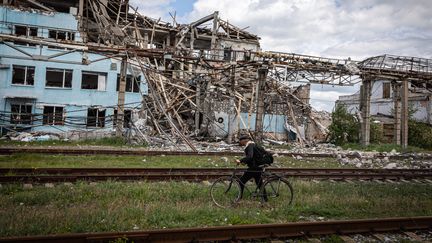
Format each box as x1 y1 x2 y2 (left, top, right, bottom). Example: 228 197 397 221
328 105 360 145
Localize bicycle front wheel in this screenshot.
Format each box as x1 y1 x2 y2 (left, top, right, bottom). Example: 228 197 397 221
260 177 294 206
210 176 241 208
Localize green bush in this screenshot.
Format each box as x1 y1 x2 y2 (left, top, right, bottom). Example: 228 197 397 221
370 120 384 144
328 105 360 145
408 120 432 149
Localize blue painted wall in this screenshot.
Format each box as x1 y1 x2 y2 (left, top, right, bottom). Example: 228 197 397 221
0 6 82 40
0 7 147 133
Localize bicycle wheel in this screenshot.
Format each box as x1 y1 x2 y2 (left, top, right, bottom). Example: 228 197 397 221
210 176 242 208
260 177 294 205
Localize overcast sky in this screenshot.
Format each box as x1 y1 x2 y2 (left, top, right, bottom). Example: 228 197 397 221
130 0 432 112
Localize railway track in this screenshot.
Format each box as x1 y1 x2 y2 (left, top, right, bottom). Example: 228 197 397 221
1 216 431 242
1 167 431 183
1 146 431 160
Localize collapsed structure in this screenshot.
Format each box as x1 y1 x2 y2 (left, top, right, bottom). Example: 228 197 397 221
1 1 431 150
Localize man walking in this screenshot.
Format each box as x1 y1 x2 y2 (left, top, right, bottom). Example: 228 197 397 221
235 135 270 201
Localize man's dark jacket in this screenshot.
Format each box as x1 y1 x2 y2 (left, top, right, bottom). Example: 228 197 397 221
240 142 266 169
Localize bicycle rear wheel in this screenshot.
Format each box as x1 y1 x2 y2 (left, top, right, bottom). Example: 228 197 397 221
260 177 294 205
210 176 241 208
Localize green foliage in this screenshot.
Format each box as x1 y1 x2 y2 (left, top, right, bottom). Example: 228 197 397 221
369 120 384 144
0 154 351 169
408 120 432 149
0 180 431 237
328 105 360 145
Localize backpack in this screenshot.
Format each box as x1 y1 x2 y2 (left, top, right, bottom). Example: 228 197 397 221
255 145 274 165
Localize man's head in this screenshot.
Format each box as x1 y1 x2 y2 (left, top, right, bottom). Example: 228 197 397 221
238 135 250 146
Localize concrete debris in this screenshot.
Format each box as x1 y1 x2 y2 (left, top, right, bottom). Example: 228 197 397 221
23 183 33 189
384 163 398 169
44 183 55 188
5 132 61 142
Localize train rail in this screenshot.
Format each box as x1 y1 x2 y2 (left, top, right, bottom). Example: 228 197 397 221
1 216 431 242
1 146 432 160
1 167 431 183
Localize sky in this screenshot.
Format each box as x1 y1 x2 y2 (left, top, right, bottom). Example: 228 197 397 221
129 0 432 112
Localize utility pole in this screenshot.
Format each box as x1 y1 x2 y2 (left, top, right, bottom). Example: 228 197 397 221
401 80 409 149
255 66 268 143
116 56 127 137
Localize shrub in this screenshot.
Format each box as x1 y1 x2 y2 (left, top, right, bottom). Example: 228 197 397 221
370 120 384 144
408 120 432 149
328 105 360 145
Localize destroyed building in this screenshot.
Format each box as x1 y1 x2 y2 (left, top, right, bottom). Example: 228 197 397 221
3 1 430 150
336 79 432 143
0 0 330 149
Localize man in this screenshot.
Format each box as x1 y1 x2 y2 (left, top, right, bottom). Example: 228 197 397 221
235 135 269 201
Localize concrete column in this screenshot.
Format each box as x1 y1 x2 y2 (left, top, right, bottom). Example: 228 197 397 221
255 67 268 143
392 82 401 145
360 79 372 146
116 56 127 137
401 80 409 149
195 78 201 134
227 65 236 143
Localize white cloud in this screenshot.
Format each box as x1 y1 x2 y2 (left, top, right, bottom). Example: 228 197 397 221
187 0 432 59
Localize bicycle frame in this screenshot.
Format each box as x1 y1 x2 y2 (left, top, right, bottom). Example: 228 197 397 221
229 165 282 198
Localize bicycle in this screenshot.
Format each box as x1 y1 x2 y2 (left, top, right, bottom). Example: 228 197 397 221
210 164 294 208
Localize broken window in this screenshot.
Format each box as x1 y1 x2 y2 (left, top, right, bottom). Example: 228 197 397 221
382 82 391 99
14 25 27 36
223 47 232 61
46 68 72 88
116 75 141 93
113 109 132 128
49 29 75 41
81 72 107 91
43 106 64 125
29 27 38 37
87 108 106 128
10 104 32 125
14 25 38 37
12 65 35 85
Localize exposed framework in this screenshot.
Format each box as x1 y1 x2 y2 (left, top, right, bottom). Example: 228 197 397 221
1 0 432 150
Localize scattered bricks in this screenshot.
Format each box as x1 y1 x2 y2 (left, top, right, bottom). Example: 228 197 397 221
23 183 33 189
45 183 55 188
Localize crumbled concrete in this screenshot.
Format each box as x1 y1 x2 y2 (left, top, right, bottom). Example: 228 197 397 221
202 180 212 186
220 157 229 163
384 163 398 169
44 183 55 188
23 183 33 189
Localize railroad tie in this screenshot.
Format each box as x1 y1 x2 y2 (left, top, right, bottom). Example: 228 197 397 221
403 231 428 242
339 235 356 243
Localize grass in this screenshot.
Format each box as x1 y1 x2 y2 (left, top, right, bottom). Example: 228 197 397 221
341 143 429 153
0 154 350 168
0 137 147 148
0 180 430 237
